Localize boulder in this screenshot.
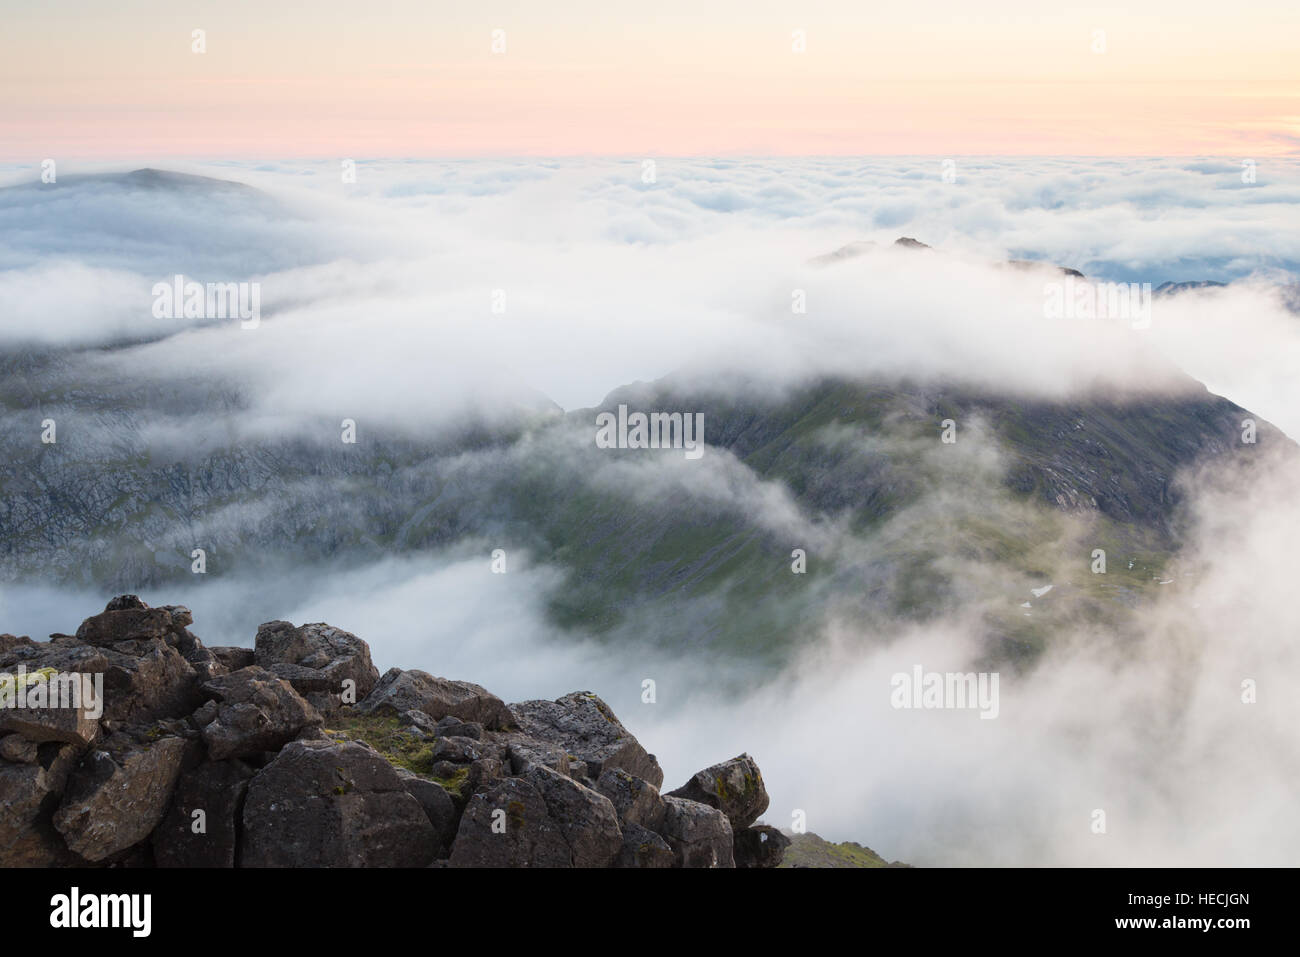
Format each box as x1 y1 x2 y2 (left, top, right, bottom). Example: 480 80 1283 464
0 742 85 866
447 765 621 868
658 795 735 868
0 634 34 655
358 668 513 730
209 646 256 672
431 735 483 764
733 825 791 868
509 692 663 788
196 667 322 760
74 596 187 648
397 709 440 736
614 822 675 868
4 640 198 726
505 738 572 777
667 753 769 830
448 775 569 868
152 759 255 868
522 765 623 867
240 740 436 867
433 715 483 740
52 733 195 862
0 668 101 747
595 767 667 830
395 769 459 856
173 628 225 681
0 734 39 763
254 621 380 706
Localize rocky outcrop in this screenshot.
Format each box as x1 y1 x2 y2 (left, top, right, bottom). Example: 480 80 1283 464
667 752 769 830
511 691 664 788
239 740 436 868
194 667 322 760
734 824 791 868
0 596 797 868
254 620 379 715
52 731 196 862
357 668 513 730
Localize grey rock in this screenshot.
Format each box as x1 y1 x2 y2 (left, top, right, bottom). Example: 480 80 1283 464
0 671 100 747
0 742 85 866
658 795 735 868
5 639 200 725
152 759 255 868
431 735 482 764
433 715 483 740
240 740 435 867
209 646 256 671
395 769 459 856
53 734 195 862
358 668 513 730
509 691 663 788
522 765 622 867
667 753 769 830
448 775 569 868
448 766 622 868
733 824 791 868
0 734 40 763
254 620 379 704
505 738 571 777
75 598 187 648
595 767 667 830
198 667 322 760
614 822 675 868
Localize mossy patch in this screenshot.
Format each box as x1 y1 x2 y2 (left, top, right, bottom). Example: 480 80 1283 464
323 712 437 777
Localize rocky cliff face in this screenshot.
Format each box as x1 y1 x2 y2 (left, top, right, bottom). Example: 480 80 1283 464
1 596 793 868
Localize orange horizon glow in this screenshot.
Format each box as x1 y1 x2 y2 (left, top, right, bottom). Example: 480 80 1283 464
2 1 1297 160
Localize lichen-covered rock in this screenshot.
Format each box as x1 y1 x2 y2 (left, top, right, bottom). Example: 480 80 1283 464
595 767 667 831
431 735 483 764
239 740 436 867
52 733 195 862
615 822 675 868
658 795 735 868
667 753 769 830
254 621 380 708
0 600 792 871
524 765 623 866
152 759 255 868
448 765 622 867
433 715 483 740
196 667 322 760
0 667 101 747
509 692 663 788
448 775 569 867
359 668 514 730
3 640 198 725
733 824 791 868
505 738 572 777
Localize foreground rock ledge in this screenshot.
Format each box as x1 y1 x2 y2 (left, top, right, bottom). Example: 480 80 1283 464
0 596 790 868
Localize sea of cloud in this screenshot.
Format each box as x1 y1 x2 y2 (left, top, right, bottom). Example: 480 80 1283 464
1 156 1298 864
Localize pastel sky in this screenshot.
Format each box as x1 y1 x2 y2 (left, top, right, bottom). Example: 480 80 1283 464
2 0 1298 158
